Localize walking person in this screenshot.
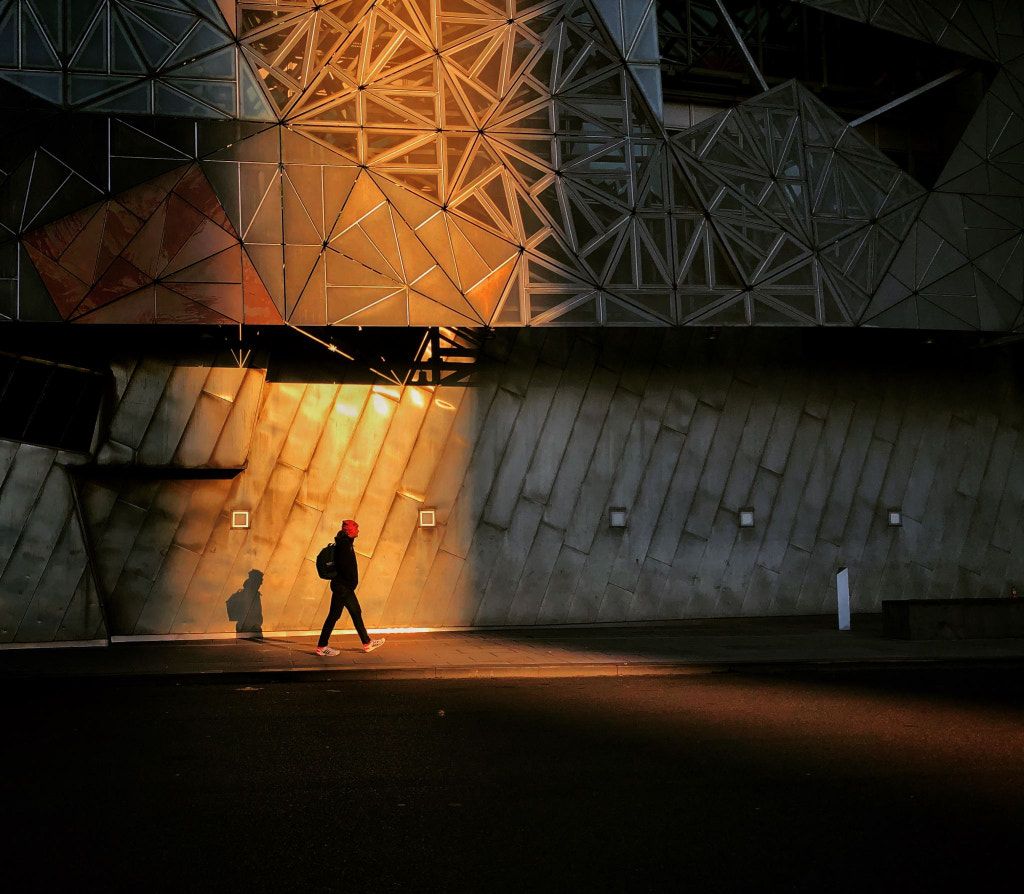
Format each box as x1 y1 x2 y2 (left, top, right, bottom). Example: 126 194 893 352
315 519 385 656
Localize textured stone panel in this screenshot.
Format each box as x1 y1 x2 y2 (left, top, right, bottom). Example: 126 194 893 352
3 329 1024 642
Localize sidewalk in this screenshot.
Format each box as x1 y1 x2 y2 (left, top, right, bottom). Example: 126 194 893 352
3 615 1024 682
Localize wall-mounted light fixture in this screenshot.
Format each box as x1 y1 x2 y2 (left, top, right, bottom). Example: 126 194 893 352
887 509 902 527
231 510 250 529
419 509 436 527
609 507 627 528
739 508 755 528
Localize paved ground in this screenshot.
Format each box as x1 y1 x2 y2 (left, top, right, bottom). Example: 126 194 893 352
2 614 1024 680
4 670 1023 893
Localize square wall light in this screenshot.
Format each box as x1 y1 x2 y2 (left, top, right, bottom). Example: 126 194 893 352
887 509 902 527
609 507 627 528
419 509 436 527
739 509 755 528
231 510 250 529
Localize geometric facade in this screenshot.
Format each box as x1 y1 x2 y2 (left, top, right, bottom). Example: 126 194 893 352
0 0 1020 329
799 0 1024 330
1 3 1023 645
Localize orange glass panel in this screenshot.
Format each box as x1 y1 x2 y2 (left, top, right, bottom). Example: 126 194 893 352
390 211 438 282
448 212 518 268
74 286 156 324
163 245 243 285
22 203 100 261
22 242 90 318
241 249 285 324
72 257 152 318
283 244 324 313
330 287 407 324
371 171 443 228
463 252 516 321
158 194 207 273
156 285 237 324
378 168 442 199
121 202 168 279
292 65 356 115
283 174 325 245
372 89 437 124
172 165 237 236
299 93 359 123
358 204 405 279
238 5 302 39
322 165 361 227
411 212 460 285
58 203 108 284
325 250 404 288
409 287 480 325
163 218 240 278
288 260 328 324
93 202 146 283
411 264 481 320
329 172 388 234
297 127 362 163
333 221 401 279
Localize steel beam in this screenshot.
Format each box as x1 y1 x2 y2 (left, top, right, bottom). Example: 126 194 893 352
712 0 769 93
849 69 967 128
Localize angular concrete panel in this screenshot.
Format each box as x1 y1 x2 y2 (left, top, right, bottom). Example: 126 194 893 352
3 328 1023 643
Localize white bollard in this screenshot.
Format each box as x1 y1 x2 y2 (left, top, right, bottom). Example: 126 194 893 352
837 567 851 631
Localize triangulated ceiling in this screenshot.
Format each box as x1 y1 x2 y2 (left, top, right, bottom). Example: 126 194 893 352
0 0 1021 329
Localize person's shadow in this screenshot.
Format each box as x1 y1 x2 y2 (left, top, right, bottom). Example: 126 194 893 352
225 569 264 640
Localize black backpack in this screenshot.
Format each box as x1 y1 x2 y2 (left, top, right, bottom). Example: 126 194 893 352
315 543 337 580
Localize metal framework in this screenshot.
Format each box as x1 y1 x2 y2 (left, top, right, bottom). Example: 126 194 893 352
0 0 1019 331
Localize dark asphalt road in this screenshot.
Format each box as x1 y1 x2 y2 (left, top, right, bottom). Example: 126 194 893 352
5 669 1023 893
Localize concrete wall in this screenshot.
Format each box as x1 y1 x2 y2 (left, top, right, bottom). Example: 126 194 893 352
2 329 1022 643
0 441 103 643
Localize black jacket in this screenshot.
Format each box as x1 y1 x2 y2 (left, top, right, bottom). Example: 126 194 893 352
333 536 358 589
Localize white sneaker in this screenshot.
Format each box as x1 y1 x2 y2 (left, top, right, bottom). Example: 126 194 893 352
362 638 385 653
315 646 340 656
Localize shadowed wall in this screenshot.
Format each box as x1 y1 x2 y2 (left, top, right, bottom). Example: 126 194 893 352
1 328 1022 643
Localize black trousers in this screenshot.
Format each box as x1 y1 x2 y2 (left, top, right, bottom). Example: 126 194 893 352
317 581 370 647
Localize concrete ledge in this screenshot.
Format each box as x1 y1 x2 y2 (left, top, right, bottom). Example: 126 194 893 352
0 639 108 650
883 599 1024 640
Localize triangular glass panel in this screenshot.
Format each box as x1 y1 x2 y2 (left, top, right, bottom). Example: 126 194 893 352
692 294 750 325
972 233 1023 288
117 5 177 69
819 226 867 276
167 45 237 82
604 227 636 287
493 266 524 324
973 267 1022 330
550 295 599 323
920 262 977 298
70 9 108 72
710 231 743 290
673 114 727 160
526 287 583 320
917 295 979 330
758 255 816 289
752 294 814 325
817 266 856 323
0 70 62 104
19 4 60 68
68 74 135 106
612 289 672 322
